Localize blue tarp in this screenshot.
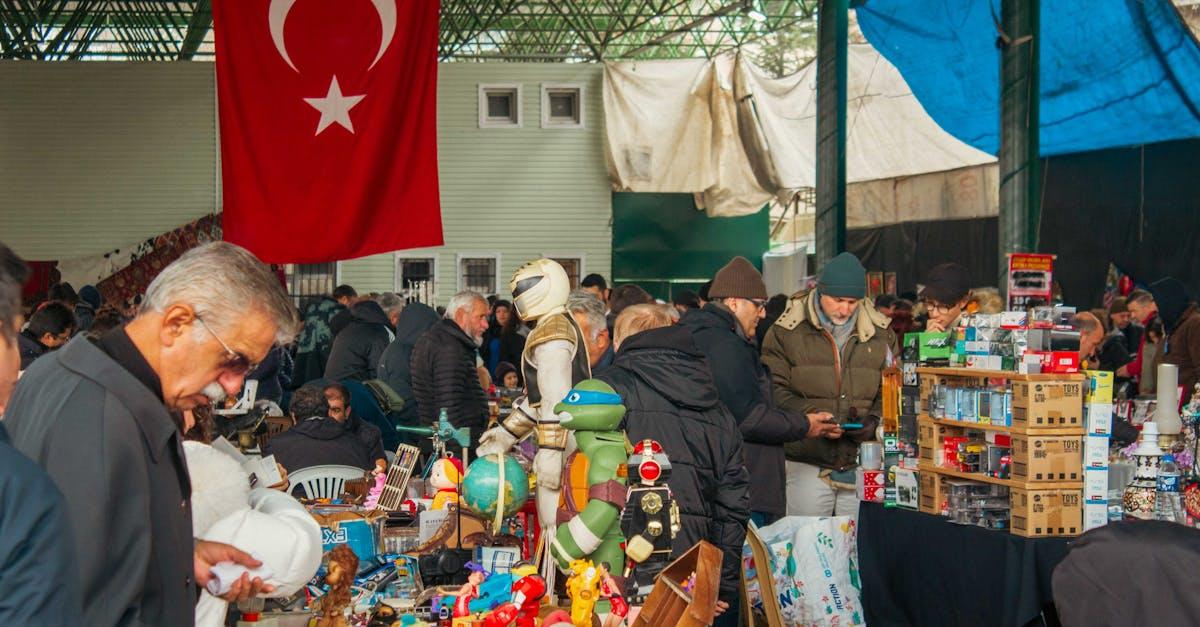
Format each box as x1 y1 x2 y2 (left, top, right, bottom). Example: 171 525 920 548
857 0 1200 156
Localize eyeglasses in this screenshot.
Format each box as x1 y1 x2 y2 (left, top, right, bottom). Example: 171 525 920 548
923 301 959 315
195 316 256 375
748 298 767 311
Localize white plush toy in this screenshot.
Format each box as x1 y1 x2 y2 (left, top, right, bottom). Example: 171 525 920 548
184 440 323 627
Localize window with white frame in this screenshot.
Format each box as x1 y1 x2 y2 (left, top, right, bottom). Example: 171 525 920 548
459 255 501 295
541 84 584 128
479 84 522 128
395 255 437 299
547 256 583 289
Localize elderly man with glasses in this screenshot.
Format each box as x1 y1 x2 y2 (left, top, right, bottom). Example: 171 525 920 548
679 256 838 528
4 242 300 627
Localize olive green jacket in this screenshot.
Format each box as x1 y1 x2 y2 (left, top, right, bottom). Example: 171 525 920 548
761 291 896 470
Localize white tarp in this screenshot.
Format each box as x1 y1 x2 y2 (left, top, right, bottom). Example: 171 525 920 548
603 44 997 219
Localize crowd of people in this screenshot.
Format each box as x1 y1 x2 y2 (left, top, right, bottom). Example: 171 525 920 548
2 234 1197 626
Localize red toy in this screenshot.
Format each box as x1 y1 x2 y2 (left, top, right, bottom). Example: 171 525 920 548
483 572 546 627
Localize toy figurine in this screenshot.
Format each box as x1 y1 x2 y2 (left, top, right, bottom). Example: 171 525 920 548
566 559 602 627
314 545 359 627
451 569 486 617
598 564 629 625
549 380 628 575
477 259 592 590
429 457 464 510
620 439 681 600
364 471 388 510
481 562 546 627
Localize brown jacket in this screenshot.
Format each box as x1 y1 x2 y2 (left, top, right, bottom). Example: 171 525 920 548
762 291 895 470
1162 304 1200 394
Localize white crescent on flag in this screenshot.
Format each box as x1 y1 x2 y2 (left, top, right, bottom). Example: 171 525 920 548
268 0 397 73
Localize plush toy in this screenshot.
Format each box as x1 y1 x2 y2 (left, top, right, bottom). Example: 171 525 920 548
314 545 359 627
429 457 464 510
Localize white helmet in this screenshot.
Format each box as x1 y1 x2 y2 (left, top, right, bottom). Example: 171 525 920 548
510 258 570 321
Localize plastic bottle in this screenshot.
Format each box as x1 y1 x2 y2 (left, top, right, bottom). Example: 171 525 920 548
1155 454 1183 523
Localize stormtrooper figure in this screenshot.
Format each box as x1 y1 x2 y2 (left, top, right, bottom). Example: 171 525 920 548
477 259 591 586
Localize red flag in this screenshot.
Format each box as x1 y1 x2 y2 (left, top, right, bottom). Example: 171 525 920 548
213 0 442 263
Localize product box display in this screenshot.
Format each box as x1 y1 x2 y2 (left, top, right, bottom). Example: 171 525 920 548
905 331 953 362
857 469 885 503
1011 434 1083 482
896 467 920 510
1010 380 1085 429
1083 500 1109 531
1085 402 1114 436
1084 370 1114 403
1083 435 1110 470
1083 468 1109 502
1010 488 1083 538
918 471 941 514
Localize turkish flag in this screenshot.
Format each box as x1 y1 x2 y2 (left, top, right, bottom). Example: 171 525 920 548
213 0 442 263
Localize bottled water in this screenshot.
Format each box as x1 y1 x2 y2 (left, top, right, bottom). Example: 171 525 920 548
1155 454 1184 523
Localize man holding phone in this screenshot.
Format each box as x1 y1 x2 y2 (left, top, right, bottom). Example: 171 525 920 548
762 252 896 519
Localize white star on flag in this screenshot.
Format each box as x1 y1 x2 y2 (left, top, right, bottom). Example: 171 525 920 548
303 76 365 135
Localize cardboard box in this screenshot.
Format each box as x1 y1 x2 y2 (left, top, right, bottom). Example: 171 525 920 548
1011 380 1084 429
1083 435 1110 470
1028 350 1081 374
1084 370 1114 403
858 468 885 503
897 467 920 511
1010 488 1083 537
311 510 385 563
1086 402 1114 435
906 331 952 362
1084 500 1109 532
1084 468 1109 502
1011 434 1083 482
918 419 965 465
917 470 941 514
1000 311 1028 328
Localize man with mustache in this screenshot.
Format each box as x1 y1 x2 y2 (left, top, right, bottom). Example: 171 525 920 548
409 291 491 452
3 242 300 626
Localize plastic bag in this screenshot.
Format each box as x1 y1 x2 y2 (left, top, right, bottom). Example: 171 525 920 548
748 516 864 626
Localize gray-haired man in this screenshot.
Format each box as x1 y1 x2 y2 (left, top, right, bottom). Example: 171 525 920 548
4 242 300 626
409 291 491 449
567 289 612 370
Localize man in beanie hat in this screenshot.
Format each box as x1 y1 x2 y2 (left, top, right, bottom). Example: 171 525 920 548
919 262 972 333
1109 296 1144 357
679 256 838 526
762 251 895 517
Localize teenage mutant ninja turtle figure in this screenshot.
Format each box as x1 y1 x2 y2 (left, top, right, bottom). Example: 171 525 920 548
548 380 628 575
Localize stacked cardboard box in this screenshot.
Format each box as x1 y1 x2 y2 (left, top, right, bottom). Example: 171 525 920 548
1082 370 1114 531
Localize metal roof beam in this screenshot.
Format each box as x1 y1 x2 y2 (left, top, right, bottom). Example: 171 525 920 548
176 0 208 60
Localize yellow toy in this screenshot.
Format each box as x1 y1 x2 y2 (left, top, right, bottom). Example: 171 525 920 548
429 457 463 510
565 559 601 627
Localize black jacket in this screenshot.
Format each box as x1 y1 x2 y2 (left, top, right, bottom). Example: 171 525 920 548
0 424 82 625
249 345 293 405
4 335 195 626
264 416 375 473
325 301 393 382
410 319 488 446
598 325 750 603
679 304 810 516
17 329 46 370
348 414 386 466
378 302 441 437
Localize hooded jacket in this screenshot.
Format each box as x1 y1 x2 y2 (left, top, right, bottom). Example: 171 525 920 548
598 325 750 603
184 441 322 627
679 304 811 516
378 302 440 437
1151 278 1200 393
409 319 489 447
324 300 394 382
17 329 47 370
762 291 895 470
263 415 375 473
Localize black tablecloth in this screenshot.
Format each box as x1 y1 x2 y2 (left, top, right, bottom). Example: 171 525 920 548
858 502 1073 627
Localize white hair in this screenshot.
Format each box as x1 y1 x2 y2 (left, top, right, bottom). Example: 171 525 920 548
567 289 607 342
377 292 405 316
141 242 300 345
445 291 486 320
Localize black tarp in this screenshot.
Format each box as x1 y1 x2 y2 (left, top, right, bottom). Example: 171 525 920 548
848 217 999 296
848 138 1200 307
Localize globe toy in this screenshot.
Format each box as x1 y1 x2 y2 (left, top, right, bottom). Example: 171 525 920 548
462 454 530 520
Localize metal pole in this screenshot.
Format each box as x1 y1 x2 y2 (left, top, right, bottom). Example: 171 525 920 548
814 0 848 269
998 0 1040 292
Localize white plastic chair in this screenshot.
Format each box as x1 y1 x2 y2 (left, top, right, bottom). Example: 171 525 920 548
288 465 365 499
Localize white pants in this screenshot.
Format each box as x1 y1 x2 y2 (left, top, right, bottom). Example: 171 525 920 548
785 460 859 519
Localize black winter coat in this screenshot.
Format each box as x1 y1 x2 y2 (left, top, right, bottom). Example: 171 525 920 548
17 329 46 370
409 319 488 446
0 425 82 625
264 416 376 474
598 325 750 603
325 301 393 381
680 304 811 516
378 302 441 436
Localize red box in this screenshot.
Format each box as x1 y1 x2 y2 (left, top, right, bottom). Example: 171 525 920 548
943 437 970 471
858 484 884 503
861 470 885 488
1029 350 1081 374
